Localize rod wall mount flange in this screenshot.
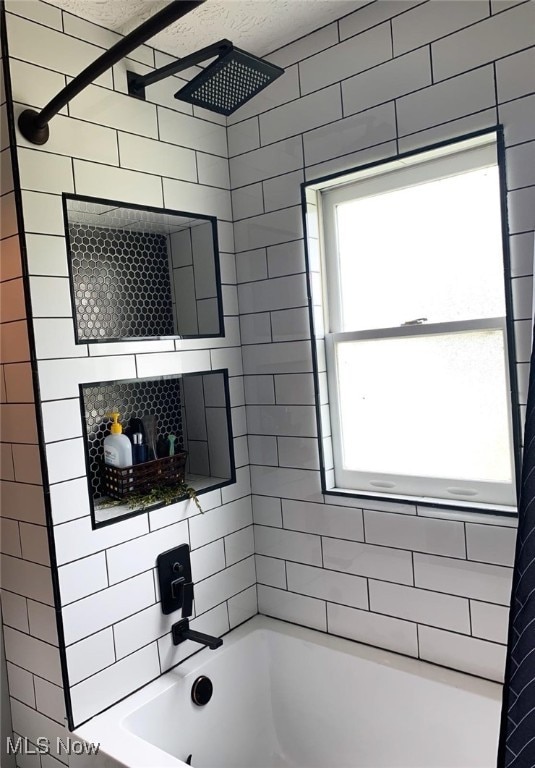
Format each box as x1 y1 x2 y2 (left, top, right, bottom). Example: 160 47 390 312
18 109 50 145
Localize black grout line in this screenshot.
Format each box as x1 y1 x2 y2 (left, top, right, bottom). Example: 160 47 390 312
155 629 163 675
255 115 261 153
222 529 228 567
3 621 61 653
254 550 512 609
24 338 240 365
504 136 535 152
492 0 532 16
6 658 67 696
110 623 118 663
17 151 234 203
508 181 535 194
0 273 27 286
240 308 310 321
103 549 111 590
155 92 161 144
234 199 307 224
225 598 231 630
10 692 37 716
260 583 509 649
468 598 473 636
6 6 155 71
393 98 400 155
24 592 31 635
254 519 515 567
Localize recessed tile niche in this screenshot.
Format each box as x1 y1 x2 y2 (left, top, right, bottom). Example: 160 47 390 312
63 194 224 342
80 369 235 526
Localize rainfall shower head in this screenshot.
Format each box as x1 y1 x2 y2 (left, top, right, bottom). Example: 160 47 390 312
127 40 284 117
175 45 284 116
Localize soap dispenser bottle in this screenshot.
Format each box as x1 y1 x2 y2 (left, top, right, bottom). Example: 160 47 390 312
104 412 133 468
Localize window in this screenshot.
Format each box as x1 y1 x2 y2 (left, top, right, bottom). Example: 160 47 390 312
312 131 518 510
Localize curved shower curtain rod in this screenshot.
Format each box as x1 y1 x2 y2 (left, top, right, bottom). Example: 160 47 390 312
17 0 206 145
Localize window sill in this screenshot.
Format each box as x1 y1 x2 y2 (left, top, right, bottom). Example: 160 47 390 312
324 486 518 527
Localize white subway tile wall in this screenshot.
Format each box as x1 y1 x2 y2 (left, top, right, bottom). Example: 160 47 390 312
1 0 254 734
1 0 532 742
230 0 529 686
0 25 68 759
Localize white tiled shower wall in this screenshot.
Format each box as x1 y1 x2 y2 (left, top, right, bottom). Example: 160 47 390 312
0 0 256 745
1 33 66 765
230 0 534 682
0 0 533 757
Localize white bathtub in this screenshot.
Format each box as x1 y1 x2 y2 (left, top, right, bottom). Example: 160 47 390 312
74 616 501 768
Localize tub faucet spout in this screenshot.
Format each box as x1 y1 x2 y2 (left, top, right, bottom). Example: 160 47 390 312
172 618 223 649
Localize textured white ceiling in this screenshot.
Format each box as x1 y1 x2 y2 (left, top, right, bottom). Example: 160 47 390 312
47 0 360 58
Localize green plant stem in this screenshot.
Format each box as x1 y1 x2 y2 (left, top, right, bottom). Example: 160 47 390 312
98 482 202 513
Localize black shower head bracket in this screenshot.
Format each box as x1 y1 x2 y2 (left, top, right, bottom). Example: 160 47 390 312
127 40 285 117
127 40 234 100
17 0 206 146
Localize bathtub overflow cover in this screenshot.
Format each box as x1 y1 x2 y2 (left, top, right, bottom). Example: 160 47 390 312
191 676 213 706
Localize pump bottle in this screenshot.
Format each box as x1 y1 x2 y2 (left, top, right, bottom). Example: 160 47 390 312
104 412 133 467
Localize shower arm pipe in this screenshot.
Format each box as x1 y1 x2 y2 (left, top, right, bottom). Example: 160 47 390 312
17 0 206 145
128 39 232 95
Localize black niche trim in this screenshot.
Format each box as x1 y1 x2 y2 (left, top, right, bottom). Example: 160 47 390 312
79 368 236 530
62 193 225 345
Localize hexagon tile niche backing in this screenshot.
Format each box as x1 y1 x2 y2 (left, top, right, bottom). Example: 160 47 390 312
69 222 175 341
82 379 184 499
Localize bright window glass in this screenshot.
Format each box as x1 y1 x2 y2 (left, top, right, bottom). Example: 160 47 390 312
335 166 506 331
336 329 512 483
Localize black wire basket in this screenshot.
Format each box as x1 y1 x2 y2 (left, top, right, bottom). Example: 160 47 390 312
101 451 187 500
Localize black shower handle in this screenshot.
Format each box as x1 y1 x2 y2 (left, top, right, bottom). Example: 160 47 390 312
182 582 194 618
171 576 185 601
